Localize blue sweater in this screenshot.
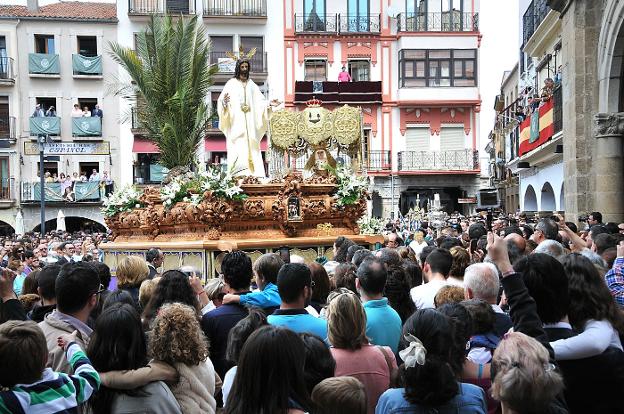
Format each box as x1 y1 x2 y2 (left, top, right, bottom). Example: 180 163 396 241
268 309 328 340
239 283 281 309
363 298 402 353
375 383 487 414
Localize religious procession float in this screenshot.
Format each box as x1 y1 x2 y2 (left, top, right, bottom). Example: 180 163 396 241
101 100 382 277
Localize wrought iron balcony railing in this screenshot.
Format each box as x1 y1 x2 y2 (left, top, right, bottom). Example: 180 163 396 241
364 150 391 171
294 13 339 33
203 0 266 17
397 12 479 32
398 149 479 172
21 181 110 203
0 57 15 82
210 51 267 73
522 0 550 46
0 116 16 141
339 14 381 33
128 0 196 14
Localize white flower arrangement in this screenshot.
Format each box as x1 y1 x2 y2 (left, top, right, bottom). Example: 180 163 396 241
357 216 384 235
330 165 370 206
102 185 144 217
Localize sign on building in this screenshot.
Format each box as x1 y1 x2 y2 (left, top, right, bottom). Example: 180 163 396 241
24 142 110 156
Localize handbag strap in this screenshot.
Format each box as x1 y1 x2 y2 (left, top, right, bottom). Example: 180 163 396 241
377 345 394 376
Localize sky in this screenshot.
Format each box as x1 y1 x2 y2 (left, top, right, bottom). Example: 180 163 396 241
478 0 520 170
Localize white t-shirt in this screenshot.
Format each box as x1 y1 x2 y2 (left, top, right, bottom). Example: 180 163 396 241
410 279 448 309
222 366 237 407
409 240 428 256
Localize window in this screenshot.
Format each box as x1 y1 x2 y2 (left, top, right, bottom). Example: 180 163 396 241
37 161 58 176
406 0 427 14
211 36 233 65
36 97 57 114
0 157 8 199
77 36 97 57
78 98 98 114
240 36 263 72
304 0 325 17
399 49 477 87
348 60 370 81
79 162 99 178
304 59 327 81
34 35 55 54
0 36 7 78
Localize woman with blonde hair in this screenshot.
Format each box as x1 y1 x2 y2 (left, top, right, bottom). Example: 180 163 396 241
116 255 149 308
491 332 564 414
327 292 396 414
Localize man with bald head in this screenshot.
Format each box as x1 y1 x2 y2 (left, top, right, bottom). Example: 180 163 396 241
504 232 526 253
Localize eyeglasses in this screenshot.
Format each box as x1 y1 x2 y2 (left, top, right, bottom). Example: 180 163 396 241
94 284 106 295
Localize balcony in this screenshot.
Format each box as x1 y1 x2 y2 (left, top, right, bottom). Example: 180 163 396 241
294 81 382 104
0 178 16 208
72 54 103 77
72 117 102 137
397 12 479 32
21 181 109 204
30 117 61 136
364 150 391 172
28 53 60 76
210 51 267 81
398 149 479 172
553 85 562 134
0 57 15 85
339 14 381 34
522 0 550 46
0 116 16 141
294 14 338 33
128 0 196 15
203 0 266 18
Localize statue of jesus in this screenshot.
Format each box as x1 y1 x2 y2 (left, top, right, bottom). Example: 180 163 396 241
218 55 280 177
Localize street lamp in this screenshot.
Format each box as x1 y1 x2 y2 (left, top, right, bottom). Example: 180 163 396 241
38 134 47 235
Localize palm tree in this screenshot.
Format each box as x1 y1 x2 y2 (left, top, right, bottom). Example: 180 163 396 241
109 14 216 170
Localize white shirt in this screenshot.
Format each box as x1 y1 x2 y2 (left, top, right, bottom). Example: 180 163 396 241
550 319 623 360
410 279 448 309
409 240 428 256
222 366 237 407
71 108 83 117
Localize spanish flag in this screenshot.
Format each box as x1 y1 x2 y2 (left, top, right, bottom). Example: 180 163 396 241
519 98 555 156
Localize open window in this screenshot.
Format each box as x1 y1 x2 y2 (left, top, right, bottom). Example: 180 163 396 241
34 35 55 54
36 97 57 113
77 36 97 57
348 59 370 81
77 98 98 114
37 161 58 176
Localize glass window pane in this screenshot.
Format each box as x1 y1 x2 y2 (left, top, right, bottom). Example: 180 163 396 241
429 50 451 59
439 78 451 86
416 61 425 77
454 49 475 58
406 78 426 87
429 61 439 77
404 62 414 77
454 61 463 77
403 49 426 59
454 78 475 86
465 60 475 77
440 60 450 77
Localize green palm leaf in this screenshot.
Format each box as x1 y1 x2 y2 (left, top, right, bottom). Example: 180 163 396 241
108 14 217 170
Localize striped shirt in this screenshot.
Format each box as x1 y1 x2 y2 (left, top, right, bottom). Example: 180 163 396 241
0 342 100 414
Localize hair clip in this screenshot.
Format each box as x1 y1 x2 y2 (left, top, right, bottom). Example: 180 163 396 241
544 362 555 372
399 333 427 368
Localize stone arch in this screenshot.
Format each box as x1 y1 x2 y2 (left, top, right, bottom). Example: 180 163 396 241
0 220 15 236
559 183 565 211
598 0 624 112
540 182 556 211
32 216 106 233
524 185 538 211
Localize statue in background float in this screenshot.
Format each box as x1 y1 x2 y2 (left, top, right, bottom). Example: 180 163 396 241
217 46 280 177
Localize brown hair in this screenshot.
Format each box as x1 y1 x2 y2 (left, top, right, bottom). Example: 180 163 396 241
449 246 470 280
311 376 367 414
491 332 563 413
397 246 416 262
0 321 47 387
434 285 465 308
116 256 149 288
333 263 357 294
308 262 331 305
149 302 209 365
327 292 368 350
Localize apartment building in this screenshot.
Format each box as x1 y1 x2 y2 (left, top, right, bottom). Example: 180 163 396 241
0 0 118 233
506 0 564 215
118 0 282 184
283 0 481 218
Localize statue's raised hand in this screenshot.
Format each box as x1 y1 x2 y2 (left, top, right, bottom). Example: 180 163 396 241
223 93 230 107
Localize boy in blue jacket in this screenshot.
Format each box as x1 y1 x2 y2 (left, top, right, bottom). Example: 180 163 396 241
222 253 284 310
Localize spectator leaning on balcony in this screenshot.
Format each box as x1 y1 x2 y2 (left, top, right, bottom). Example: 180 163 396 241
82 106 91 117
540 77 555 103
89 169 100 182
32 104 44 117
71 104 83 118
338 66 351 82
45 106 56 117
92 104 103 118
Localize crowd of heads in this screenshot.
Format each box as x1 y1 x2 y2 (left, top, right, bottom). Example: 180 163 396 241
0 210 623 413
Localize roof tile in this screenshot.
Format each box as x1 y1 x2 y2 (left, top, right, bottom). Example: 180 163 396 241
0 2 117 21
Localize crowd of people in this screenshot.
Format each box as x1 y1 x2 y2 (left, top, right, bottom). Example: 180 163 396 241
32 103 103 119
0 211 623 413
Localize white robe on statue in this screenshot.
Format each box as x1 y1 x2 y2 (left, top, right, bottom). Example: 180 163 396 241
217 77 269 177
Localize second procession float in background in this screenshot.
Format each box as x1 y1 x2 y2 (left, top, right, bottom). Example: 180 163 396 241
102 98 381 277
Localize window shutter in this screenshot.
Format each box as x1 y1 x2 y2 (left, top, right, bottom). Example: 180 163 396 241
405 127 429 151
440 126 465 151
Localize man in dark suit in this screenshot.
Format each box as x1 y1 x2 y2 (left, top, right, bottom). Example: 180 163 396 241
517 253 624 414
55 242 74 265
145 248 163 279
91 104 103 118
464 262 513 337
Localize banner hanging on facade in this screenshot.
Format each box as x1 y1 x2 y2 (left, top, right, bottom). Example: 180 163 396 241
519 98 554 156
24 142 110 156
72 54 102 75
28 53 60 74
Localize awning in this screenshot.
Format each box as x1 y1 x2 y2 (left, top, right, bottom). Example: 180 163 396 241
204 136 268 152
132 139 159 153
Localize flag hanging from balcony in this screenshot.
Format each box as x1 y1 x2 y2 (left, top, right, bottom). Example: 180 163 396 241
519 98 554 156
